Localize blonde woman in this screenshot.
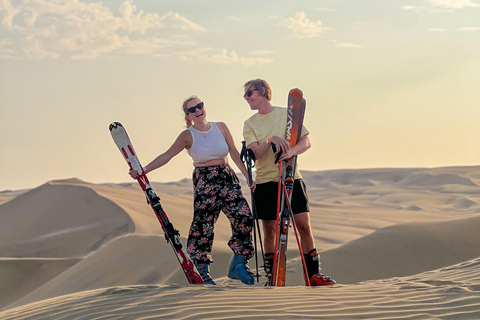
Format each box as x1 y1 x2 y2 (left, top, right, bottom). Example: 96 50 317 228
130 96 255 285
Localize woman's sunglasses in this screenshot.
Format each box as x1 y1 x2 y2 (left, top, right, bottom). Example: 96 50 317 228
186 102 204 114
243 89 258 98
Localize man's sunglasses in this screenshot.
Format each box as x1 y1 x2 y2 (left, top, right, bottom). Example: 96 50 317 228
243 88 258 98
186 102 204 114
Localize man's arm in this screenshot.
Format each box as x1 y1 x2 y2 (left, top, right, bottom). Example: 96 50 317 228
246 139 271 161
248 134 310 161
278 134 311 161
247 135 292 160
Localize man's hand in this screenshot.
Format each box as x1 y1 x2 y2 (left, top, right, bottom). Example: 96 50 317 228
271 136 290 157
278 149 295 161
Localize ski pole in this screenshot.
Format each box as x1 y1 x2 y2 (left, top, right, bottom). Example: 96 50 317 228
241 141 264 283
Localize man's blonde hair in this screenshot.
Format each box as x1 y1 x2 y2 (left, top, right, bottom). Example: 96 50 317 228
244 79 272 101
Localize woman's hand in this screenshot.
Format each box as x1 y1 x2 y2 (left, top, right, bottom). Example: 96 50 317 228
129 169 140 179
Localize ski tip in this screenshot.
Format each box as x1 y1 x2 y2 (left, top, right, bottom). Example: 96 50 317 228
289 88 303 97
109 122 123 131
287 88 304 109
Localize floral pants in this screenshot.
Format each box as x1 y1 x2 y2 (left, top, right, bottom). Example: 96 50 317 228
187 164 254 264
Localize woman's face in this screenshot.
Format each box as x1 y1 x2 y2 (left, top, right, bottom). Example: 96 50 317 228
186 98 206 122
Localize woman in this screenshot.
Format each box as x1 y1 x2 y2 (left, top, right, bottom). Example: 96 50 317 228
129 96 255 285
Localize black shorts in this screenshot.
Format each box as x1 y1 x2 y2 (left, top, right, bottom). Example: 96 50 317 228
253 179 309 221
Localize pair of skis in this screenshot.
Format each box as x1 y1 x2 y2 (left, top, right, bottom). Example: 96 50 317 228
109 122 204 284
271 89 310 286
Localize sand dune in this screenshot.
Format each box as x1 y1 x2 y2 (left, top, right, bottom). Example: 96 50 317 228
0 189 28 206
2 256 480 319
0 257 81 309
5 234 239 311
0 181 134 257
321 215 480 284
1 166 480 319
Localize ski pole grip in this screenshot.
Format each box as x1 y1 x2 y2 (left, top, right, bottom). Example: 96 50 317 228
247 148 256 163
241 141 247 163
271 143 282 164
241 141 254 187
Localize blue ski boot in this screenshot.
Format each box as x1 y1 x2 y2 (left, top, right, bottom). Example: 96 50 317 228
195 263 216 285
228 254 254 285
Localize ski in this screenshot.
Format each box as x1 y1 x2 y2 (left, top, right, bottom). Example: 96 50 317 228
109 122 204 284
271 89 310 286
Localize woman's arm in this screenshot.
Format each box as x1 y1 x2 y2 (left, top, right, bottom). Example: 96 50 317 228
129 130 192 178
218 122 255 189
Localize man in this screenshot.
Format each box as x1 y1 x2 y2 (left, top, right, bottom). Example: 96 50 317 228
242 79 335 286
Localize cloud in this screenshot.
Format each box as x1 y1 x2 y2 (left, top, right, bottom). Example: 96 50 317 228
227 15 246 22
0 1 271 66
269 15 283 20
429 28 447 32
0 38 17 59
330 39 362 49
401 5 424 12
159 12 205 31
335 42 362 48
315 8 337 13
0 0 20 28
403 1 479 11
283 12 325 38
209 49 272 66
425 0 480 9
250 50 276 55
456 27 480 31
0 0 204 60
0 0 20 30
2 0 271 65
176 48 273 67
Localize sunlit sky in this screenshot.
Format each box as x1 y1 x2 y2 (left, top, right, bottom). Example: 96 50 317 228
1 0 479 191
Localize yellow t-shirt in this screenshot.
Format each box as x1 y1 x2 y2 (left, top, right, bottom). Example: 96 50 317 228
243 107 309 184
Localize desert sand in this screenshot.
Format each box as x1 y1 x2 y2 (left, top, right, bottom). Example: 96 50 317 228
1 166 480 319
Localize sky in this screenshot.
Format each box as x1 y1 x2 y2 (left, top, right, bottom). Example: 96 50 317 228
1 0 479 191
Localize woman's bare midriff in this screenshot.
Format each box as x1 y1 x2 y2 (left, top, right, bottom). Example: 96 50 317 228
193 157 228 168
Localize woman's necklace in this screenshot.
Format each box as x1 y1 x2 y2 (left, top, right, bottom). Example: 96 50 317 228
194 122 211 138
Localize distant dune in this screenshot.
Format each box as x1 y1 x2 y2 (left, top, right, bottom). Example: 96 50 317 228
1 166 480 319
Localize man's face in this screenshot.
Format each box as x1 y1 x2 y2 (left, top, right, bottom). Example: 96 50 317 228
244 85 262 110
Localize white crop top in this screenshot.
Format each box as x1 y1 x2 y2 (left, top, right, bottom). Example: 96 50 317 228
187 122 229 163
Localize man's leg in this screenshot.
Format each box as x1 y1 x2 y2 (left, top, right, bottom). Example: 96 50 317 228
262 219 276 253
292 211 315 253
261 219 276 284
293 211 335 285
254 181 286 285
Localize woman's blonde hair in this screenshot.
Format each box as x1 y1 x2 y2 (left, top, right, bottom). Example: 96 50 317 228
182 95 200 128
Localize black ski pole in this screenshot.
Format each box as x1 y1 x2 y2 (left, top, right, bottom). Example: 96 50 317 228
241 141 264 283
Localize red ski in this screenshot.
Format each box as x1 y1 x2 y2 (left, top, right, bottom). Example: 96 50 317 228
109 122 204 284
271 89 310 286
